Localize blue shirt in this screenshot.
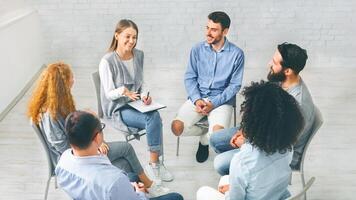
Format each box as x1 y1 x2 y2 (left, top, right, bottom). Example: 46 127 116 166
55 149 147 200
227 143 292 200
184 38 244 107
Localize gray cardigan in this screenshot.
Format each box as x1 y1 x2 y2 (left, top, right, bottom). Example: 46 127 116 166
39 112 70 165
99 49 144 133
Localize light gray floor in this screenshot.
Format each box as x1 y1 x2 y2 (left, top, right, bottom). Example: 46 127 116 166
0 66 355 200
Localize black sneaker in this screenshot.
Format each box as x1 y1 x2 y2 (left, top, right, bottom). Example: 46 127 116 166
196 142 209 163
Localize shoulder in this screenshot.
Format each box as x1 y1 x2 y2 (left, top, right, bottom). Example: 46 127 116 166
99 52 116 70
230 144 253 172
232 143 253 161
133 48 144 58
298 78 315 115
227 41 244 56
41 112 64 126
191 41 206 51
299 78 313 97
56 149 73 169
102 51 116 61
188 42 206 57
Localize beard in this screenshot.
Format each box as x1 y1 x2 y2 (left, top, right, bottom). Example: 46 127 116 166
267 68 286 82
206 34 223 45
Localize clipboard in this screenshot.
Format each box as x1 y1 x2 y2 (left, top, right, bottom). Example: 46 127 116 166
127 100 166 113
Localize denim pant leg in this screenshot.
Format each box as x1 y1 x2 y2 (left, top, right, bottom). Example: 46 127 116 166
214 149 240 176
107 141 144 175
120 107 162 153
111 158 132 173
150 192 184 200
210 126 239 153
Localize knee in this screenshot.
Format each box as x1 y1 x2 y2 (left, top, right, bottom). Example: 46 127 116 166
145 111 161 122
147 111 161 119
209 133 218 148
213 124 225 132
171 120 184 136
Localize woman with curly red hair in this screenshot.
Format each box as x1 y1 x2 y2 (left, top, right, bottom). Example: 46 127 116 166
28 62 170 197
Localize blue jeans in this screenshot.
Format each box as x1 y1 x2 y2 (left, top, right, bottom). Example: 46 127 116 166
210 127 239 153
120 106 162 153
107 141 143 175
150 192 184 200
214 148 240 176
210 127 240 176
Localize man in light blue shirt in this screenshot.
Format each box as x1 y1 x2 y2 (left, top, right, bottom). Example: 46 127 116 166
171 11 244 163
197 81 305 200
55 111 183 200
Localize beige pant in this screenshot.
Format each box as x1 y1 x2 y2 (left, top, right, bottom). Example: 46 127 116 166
196 186 225 200
174 100 233 145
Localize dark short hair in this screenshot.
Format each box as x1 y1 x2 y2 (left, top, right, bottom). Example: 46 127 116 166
65 111 101 149
208 11 231 30
240 81 305 154
277 42 308 74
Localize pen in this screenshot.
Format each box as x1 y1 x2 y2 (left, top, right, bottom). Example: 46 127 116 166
146 91 150 98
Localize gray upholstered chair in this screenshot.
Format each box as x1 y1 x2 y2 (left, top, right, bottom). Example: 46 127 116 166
31 122 58 200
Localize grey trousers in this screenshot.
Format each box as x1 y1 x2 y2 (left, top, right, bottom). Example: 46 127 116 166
107 141 144 175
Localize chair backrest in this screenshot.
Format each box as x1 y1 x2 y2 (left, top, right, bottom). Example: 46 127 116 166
31 122 56 176
288 177 315 200
299 106 323 171
92 71 104 118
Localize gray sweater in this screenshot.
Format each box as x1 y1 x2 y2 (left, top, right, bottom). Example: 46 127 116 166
287 78 316 168
39 112 70 164
99 49 144 133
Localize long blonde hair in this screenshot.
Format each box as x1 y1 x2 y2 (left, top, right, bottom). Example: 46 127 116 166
27 62 75 124
108 19 139 52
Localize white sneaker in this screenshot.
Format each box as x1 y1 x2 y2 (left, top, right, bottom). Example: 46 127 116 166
147 181 170 197
145 163 174 182
159 163 174 182
145 163 160 182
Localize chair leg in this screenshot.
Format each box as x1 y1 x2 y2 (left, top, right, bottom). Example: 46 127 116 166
176 136 180 156
161 131 164 163
301 171 307 200
233 107 237 126
54 176 58 189
44 176 51 200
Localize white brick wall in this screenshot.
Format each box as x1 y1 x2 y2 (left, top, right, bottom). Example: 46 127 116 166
24 0 356 70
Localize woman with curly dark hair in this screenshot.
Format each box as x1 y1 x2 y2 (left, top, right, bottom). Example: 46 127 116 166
197 80 304 200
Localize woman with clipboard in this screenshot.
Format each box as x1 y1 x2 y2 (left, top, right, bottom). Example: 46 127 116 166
99 19 174 183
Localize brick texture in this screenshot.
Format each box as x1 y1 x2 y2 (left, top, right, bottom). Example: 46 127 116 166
24 0 356 70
